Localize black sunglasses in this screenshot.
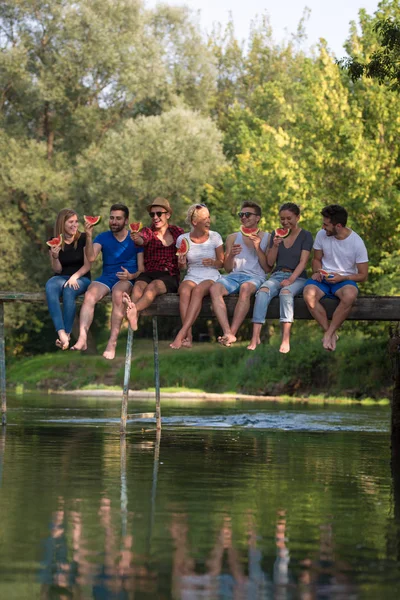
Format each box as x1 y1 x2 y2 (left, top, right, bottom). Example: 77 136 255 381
195 203 207 209
238 211 257 218
150 211 168 218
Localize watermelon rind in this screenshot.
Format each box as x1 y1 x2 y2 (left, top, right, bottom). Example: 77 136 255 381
176 238 190 256
46 234 63 248
240 225 260 237
84 215 102 226
129 222 142 233
274 228 290 239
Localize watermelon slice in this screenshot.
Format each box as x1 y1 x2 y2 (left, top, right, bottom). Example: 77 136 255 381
129 222 142 233
176 238 190 257
275 228 290 239
46 234 63 248
319 269 335 279
240 225 260 237
84 215 102 226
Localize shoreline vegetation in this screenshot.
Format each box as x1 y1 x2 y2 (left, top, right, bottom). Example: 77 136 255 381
8 334 392 402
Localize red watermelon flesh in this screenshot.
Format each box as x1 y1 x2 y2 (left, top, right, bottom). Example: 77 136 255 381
319 269 335 279
240 225 260 237
129 222 142 233
275 228 290 238
84 215 102 226
46 234 63 248
176 238 190 256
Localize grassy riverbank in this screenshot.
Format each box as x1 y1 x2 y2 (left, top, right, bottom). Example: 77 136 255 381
7 332 392 400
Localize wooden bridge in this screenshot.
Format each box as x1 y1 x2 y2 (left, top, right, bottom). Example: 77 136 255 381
1 291 400 433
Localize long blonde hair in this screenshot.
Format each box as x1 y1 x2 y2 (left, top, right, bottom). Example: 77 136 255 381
54 209 81 250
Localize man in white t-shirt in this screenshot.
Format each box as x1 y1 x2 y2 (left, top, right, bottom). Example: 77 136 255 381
303 204 368 351
210 201 271 346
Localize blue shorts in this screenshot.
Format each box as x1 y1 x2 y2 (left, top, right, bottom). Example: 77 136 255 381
304 278 358 299
95 274 134 292
218 272 266 294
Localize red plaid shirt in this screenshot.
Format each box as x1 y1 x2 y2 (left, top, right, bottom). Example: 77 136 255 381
140 225 184 277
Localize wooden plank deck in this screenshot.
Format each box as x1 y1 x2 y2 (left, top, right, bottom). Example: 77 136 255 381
1 291 400 321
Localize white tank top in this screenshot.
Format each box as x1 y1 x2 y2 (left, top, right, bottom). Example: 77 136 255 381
232 231 270 277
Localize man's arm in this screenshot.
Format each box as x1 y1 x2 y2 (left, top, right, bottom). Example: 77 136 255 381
223 234 238 273
310 249 324 281
328 262 368 284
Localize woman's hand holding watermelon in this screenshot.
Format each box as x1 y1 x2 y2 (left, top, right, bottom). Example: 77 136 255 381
177 254 187 268
273 236 284 247
50 245 61 259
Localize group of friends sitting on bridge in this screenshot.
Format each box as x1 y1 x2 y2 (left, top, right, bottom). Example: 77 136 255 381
45 198 368 359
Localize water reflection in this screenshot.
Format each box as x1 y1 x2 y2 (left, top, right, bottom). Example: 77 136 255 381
1 400 400 598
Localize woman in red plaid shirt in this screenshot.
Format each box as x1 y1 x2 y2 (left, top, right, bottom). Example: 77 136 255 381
123 198 184 330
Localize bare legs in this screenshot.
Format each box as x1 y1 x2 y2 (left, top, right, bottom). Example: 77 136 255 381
71 281 132 359
210 282 256 346
70 283 108 352
123 280 168 331
303 284 358 351
102 281 133 360
170 280 214 349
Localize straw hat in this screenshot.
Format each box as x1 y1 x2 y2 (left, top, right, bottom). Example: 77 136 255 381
146 197 173 215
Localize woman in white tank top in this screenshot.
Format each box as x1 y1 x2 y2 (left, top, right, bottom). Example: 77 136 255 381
170 204 224 349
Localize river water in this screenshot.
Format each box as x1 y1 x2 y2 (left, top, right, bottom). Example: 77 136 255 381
0 394 399 599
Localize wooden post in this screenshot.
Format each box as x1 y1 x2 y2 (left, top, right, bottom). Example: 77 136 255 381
152 317 161 430
0 426 5 488
121 326 134 434
390 324 400 444
0 302 6 426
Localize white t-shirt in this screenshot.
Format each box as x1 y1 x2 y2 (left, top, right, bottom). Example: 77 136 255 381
176 230 223 283
314 229 368 276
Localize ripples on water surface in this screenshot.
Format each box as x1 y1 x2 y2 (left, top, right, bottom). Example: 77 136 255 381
0 394 399 599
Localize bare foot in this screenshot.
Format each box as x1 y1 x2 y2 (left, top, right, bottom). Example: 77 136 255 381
122 292 133 309
328 333 339 351
221 333 237 347
279 340 290 353
181 337 192 348
103 341 117 360
126 302 138 331
56 331 69 350
247 338 260 351
322 332 332 351
70 338 87 352
170 335 183 349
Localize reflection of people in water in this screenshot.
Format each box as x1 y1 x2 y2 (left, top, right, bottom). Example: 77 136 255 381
92 497 135 599
39 498 82 599
170 512 269 599
299 522 356 599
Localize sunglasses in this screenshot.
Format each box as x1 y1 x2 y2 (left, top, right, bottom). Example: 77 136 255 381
195 203 207 209
238 211 257 218
150 211 168 218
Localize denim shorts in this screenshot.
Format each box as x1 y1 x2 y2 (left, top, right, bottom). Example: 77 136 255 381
303 278 358 299
218 272 266 294
95 274 134 291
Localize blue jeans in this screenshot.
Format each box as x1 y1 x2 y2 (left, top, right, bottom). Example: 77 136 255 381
252 272 307 323
45 276 91 334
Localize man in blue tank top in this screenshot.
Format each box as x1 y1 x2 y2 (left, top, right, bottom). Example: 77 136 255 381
71 203 144 359
210 201 271 346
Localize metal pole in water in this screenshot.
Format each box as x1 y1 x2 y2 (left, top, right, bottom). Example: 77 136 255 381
121 326 134 434
152 316 161 430
120 435 128 537
0 302 6 427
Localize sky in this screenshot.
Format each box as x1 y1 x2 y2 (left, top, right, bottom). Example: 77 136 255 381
146 0 381 57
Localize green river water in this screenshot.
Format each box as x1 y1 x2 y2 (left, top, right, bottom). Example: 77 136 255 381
0 394 399 599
